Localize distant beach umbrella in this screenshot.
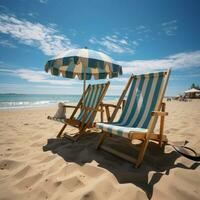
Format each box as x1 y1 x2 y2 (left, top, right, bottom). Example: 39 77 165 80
45 48 123 96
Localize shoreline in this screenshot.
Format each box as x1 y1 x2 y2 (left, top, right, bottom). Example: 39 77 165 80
0 99 119 111
0 102 76 111
0 98 199 111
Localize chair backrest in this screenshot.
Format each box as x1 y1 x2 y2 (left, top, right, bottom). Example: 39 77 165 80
76 82 109 124
116 70 170 129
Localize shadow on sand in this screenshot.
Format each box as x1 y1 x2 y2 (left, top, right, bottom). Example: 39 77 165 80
43 133 199 199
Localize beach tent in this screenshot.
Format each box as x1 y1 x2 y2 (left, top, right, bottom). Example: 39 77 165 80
184 88 200 98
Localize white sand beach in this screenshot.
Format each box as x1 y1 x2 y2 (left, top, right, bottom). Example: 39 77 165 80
0 100 200 200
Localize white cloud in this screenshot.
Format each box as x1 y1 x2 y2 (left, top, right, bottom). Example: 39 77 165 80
35 85 72 89
0 14 77 56
0 39 16 48
119 39 128 45
162 20 177 36
117 50 200 74
136 25 146 31
109 84 124 91
132 41 138 46
27 12 38 18
162 20 177 26
136 25 151 34
110 77 129 83
1 50 200 95
0 83 75 94
89 35 135 54
1 50 199 86
38 0 48 4
170 73 200 81
0 68 79 85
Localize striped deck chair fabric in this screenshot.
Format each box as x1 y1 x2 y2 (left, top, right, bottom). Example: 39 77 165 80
76 83 108 124
48 83 108 124
96 71 168 139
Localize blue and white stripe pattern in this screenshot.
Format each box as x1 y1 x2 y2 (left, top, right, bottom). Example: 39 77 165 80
45 48 122 80
96 71 167 139
76 83 107 124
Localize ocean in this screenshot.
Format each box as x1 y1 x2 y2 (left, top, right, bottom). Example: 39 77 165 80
0 94 120 110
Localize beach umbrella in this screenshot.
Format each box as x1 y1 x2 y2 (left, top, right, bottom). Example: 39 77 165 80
45 48 123 103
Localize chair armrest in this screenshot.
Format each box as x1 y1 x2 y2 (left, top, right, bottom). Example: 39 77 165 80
151 111 168 116
83 106 101 112
66 118 81 127
63 105 80 109
101 103 120 108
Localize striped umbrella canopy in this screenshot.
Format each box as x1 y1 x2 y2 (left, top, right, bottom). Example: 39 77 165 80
45 48 123 93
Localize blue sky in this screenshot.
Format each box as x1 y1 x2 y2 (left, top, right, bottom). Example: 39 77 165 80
0 0 200 96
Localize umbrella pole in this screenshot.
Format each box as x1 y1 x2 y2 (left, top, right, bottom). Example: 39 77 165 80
83 65 86 107
83 74 86 94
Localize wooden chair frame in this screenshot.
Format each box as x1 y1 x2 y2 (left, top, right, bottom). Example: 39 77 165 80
96 69 171 167
55 82 110 141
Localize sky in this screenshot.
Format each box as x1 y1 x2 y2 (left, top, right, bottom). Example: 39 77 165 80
0 0 200 96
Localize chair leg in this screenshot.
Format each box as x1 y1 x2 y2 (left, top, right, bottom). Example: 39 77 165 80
57 124 67 138
96 131 107 149
74 129 86 141
135 139 149 168
100 104 104 122
159 116 165 147
159 102 166 147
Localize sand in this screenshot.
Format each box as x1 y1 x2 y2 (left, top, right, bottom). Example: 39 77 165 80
0 100 200 200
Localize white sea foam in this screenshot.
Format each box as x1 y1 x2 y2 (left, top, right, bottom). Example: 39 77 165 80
0 94 118 110
0 100 69 110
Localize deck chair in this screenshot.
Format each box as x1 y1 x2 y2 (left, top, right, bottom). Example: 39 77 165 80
96 70 171 167
48 82 110 141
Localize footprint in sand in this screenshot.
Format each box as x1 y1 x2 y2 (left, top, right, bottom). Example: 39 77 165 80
14 173 43 190
81 191 97 200
14 165 33 179
0 159 22 171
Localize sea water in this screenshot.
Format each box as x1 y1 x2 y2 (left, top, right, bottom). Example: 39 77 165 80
0 94 119 110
